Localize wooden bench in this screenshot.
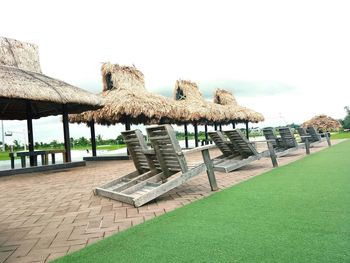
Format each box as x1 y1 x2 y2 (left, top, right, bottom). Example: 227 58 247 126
9 151 46 169
9 149 66 169
44 150 66 164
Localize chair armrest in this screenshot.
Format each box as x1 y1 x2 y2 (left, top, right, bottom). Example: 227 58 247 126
251 139 275 143
300 135 312 138
142 149 155 155
182 144 217 155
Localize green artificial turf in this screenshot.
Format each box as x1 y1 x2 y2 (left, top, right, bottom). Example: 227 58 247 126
54 140 350 263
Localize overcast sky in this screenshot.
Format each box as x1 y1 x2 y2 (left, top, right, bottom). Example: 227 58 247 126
1 0 350 144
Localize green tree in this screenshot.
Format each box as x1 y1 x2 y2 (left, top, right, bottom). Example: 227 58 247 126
116 135 124 144
76 137 89 146
96 134 103 145
50 140 59 148
13 140 20 149
342 106 350 129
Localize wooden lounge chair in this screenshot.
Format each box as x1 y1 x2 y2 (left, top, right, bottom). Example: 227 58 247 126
276 127 307 154
297 127 312 143
95 130 162 205
306 126 331 146
210 129 278 173
208 131 240 158
263 127 285 148
96 125 218 207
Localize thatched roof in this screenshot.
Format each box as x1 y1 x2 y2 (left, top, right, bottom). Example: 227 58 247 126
173 80 230 124
214 89 264 123
69 63 179 125
302 114 342 132
0 37 102 120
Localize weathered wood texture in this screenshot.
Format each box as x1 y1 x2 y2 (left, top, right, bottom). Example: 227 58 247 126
208 131 239 157
208 129 278 173
263 127 284 148
96 125 218 207
307 126 331 146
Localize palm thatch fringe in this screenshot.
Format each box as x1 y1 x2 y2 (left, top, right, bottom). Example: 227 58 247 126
173 80 231 124
69 63 180 125
0 37 102 120
214 89 264 123
302 114 342 132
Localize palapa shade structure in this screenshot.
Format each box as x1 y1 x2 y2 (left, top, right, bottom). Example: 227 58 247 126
69 62 181 156
69 62 179 126
302 114 342 132
213 89 264 123
213 89 264 139
0 37 101 120
173 80 231 147
173 80 230 124
0 37 102 164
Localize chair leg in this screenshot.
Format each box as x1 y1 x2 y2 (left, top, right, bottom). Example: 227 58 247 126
201 149 218 191
325 133 331 147
267 141 278 168
305 138 310 155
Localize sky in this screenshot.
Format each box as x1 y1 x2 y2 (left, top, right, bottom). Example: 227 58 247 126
1 0 350 145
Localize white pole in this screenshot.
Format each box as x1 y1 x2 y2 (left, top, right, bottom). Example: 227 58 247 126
1 120 4 151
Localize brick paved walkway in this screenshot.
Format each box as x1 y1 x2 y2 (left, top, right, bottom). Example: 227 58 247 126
0 141 338 262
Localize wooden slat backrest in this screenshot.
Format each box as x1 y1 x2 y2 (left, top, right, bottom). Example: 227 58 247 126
306 127 321 142
263 127 285 148
146 125 188 178
262 127 278 146
208 131 237 157
297 127 308 142
278 127 298 148
224 129 259 158
121 130 157 173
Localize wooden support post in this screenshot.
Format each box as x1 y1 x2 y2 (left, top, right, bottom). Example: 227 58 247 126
9 153 15 169
194 123 199 147
26 101 35 166
184 124 189 148
267 141 278 168
305 137 310 155
40 154 45 165
214 123 218 131
21 156 26 168
62 105 71 162
125 118 131 131
232 122 236 129
89 121 97 157
204 124 209 145
219 124 222 131
245 121 249 140
201 149 218 191
125 118 131 155
325 133 331 146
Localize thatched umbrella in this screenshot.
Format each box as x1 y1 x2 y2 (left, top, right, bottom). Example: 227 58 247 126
0 37 102 164
213 89 264 138
69 62 181 155
302 114 342 132
173 80 231 147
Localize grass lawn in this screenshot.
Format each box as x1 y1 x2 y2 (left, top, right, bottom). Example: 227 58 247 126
330 132 350 139
73 144 126 151
0 145 126 161
52 140 350 262
0 151 12 161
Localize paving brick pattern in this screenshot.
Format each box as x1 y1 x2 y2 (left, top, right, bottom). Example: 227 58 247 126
0 141 338 262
